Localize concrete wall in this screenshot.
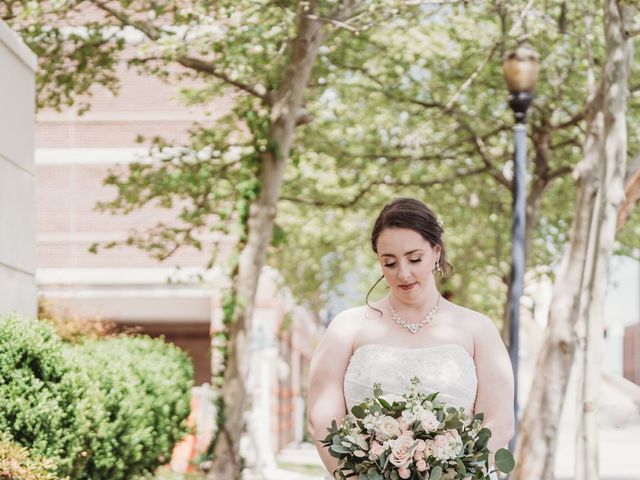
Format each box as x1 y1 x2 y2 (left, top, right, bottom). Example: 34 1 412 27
0 22 37 317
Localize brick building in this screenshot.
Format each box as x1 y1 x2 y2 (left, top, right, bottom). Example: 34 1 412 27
35 56 320 466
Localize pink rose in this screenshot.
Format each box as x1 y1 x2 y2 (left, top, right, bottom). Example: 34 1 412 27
435 434 449 448
398 467 411 479
369 441 384 461
414 439 426 452
398 417 409 431
389 434 417 468
413 450 422 461
416 459 428 472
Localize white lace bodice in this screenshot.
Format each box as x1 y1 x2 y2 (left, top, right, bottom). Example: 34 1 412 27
343 343 478 415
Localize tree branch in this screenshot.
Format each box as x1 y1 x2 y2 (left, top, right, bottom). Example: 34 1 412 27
176 56 269 102
445 40 501 110
89 0 270 102
89 0 160 40
281 165 490 208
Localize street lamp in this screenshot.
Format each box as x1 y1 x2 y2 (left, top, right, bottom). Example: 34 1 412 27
502 43 540 451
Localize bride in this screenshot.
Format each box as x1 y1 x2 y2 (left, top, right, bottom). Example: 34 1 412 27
307 198 514 479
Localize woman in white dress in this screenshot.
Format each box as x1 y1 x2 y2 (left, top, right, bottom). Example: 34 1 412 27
307 198 514 479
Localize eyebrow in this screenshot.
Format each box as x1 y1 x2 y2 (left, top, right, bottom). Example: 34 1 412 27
380 249 424 258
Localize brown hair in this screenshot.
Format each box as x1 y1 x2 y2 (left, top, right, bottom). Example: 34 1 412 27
366 198 453 313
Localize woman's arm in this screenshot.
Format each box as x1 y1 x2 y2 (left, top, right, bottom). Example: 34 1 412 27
472 314 515 454
307 311 356 478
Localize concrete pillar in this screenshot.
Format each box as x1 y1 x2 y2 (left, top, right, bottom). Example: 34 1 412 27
0 22 37 317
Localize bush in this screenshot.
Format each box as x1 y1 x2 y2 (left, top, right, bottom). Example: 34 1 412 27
38 298 117 343
71 336 193 480
0 314 90 477
0 314 193 480
0 433 59 480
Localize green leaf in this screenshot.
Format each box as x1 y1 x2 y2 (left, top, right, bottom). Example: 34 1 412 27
330 444 351 454
494 448 515 473
351 405 366 419
428 465 442 480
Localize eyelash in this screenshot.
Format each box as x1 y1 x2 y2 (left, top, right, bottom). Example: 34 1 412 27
383 259 422 268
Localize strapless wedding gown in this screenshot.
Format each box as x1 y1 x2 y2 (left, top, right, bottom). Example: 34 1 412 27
324 343 497 480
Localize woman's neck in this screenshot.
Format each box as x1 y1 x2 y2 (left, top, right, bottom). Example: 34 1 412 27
388 284 440 312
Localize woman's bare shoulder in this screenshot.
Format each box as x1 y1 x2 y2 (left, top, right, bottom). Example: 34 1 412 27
329 305 369 328
444 301 499 335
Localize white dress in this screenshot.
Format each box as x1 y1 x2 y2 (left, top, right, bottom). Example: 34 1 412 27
325 343 498 480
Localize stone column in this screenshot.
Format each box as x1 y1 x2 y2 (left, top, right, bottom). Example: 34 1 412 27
0 22 37 317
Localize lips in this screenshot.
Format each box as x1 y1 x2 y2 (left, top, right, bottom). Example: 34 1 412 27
399 283 417 291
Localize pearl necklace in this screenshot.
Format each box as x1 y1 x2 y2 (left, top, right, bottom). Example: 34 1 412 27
387 294 441 334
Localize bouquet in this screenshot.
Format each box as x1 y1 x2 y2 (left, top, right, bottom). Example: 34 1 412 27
321 378 515 480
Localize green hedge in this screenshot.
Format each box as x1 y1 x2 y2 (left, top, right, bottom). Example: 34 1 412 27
0 314 90 477
0 432 59 480
0 313 193 479
72 337 193 479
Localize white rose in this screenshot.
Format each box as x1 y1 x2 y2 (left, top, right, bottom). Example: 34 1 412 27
377 416 401 440
417 409 440 432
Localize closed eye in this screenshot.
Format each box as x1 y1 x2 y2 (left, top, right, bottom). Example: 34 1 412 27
383 259 422 268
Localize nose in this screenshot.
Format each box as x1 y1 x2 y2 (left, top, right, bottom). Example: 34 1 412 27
397 261 412 282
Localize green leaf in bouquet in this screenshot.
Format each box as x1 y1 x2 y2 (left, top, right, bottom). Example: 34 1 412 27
426 392 440 402
378 397 392 410
475 428 491 449
455 458 467 475
330 444 351 455
428 465 442 480
328 448 343 458
379 451 389 469
444 418 463 430
351 405 366 419
370 403 383 415
332 419 338 430
472 412 484 423
374 386 384 398
333 434 344 445
494 448 515 473
368 467 383 480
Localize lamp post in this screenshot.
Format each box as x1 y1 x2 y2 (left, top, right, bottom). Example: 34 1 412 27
502 43 540 451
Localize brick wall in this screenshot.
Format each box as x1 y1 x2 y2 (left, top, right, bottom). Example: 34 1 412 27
624 323 640 385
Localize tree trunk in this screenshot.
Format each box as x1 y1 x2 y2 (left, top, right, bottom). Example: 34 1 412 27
206 8 326 480
575 2 630 478
511 81 604 480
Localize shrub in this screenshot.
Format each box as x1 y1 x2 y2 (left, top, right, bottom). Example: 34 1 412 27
0 314 193 480
0 433 59 480
0 314 90 477
70 336 193 480
37 299 117 343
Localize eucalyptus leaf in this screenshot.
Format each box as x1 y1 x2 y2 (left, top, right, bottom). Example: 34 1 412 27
494 448 515 473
